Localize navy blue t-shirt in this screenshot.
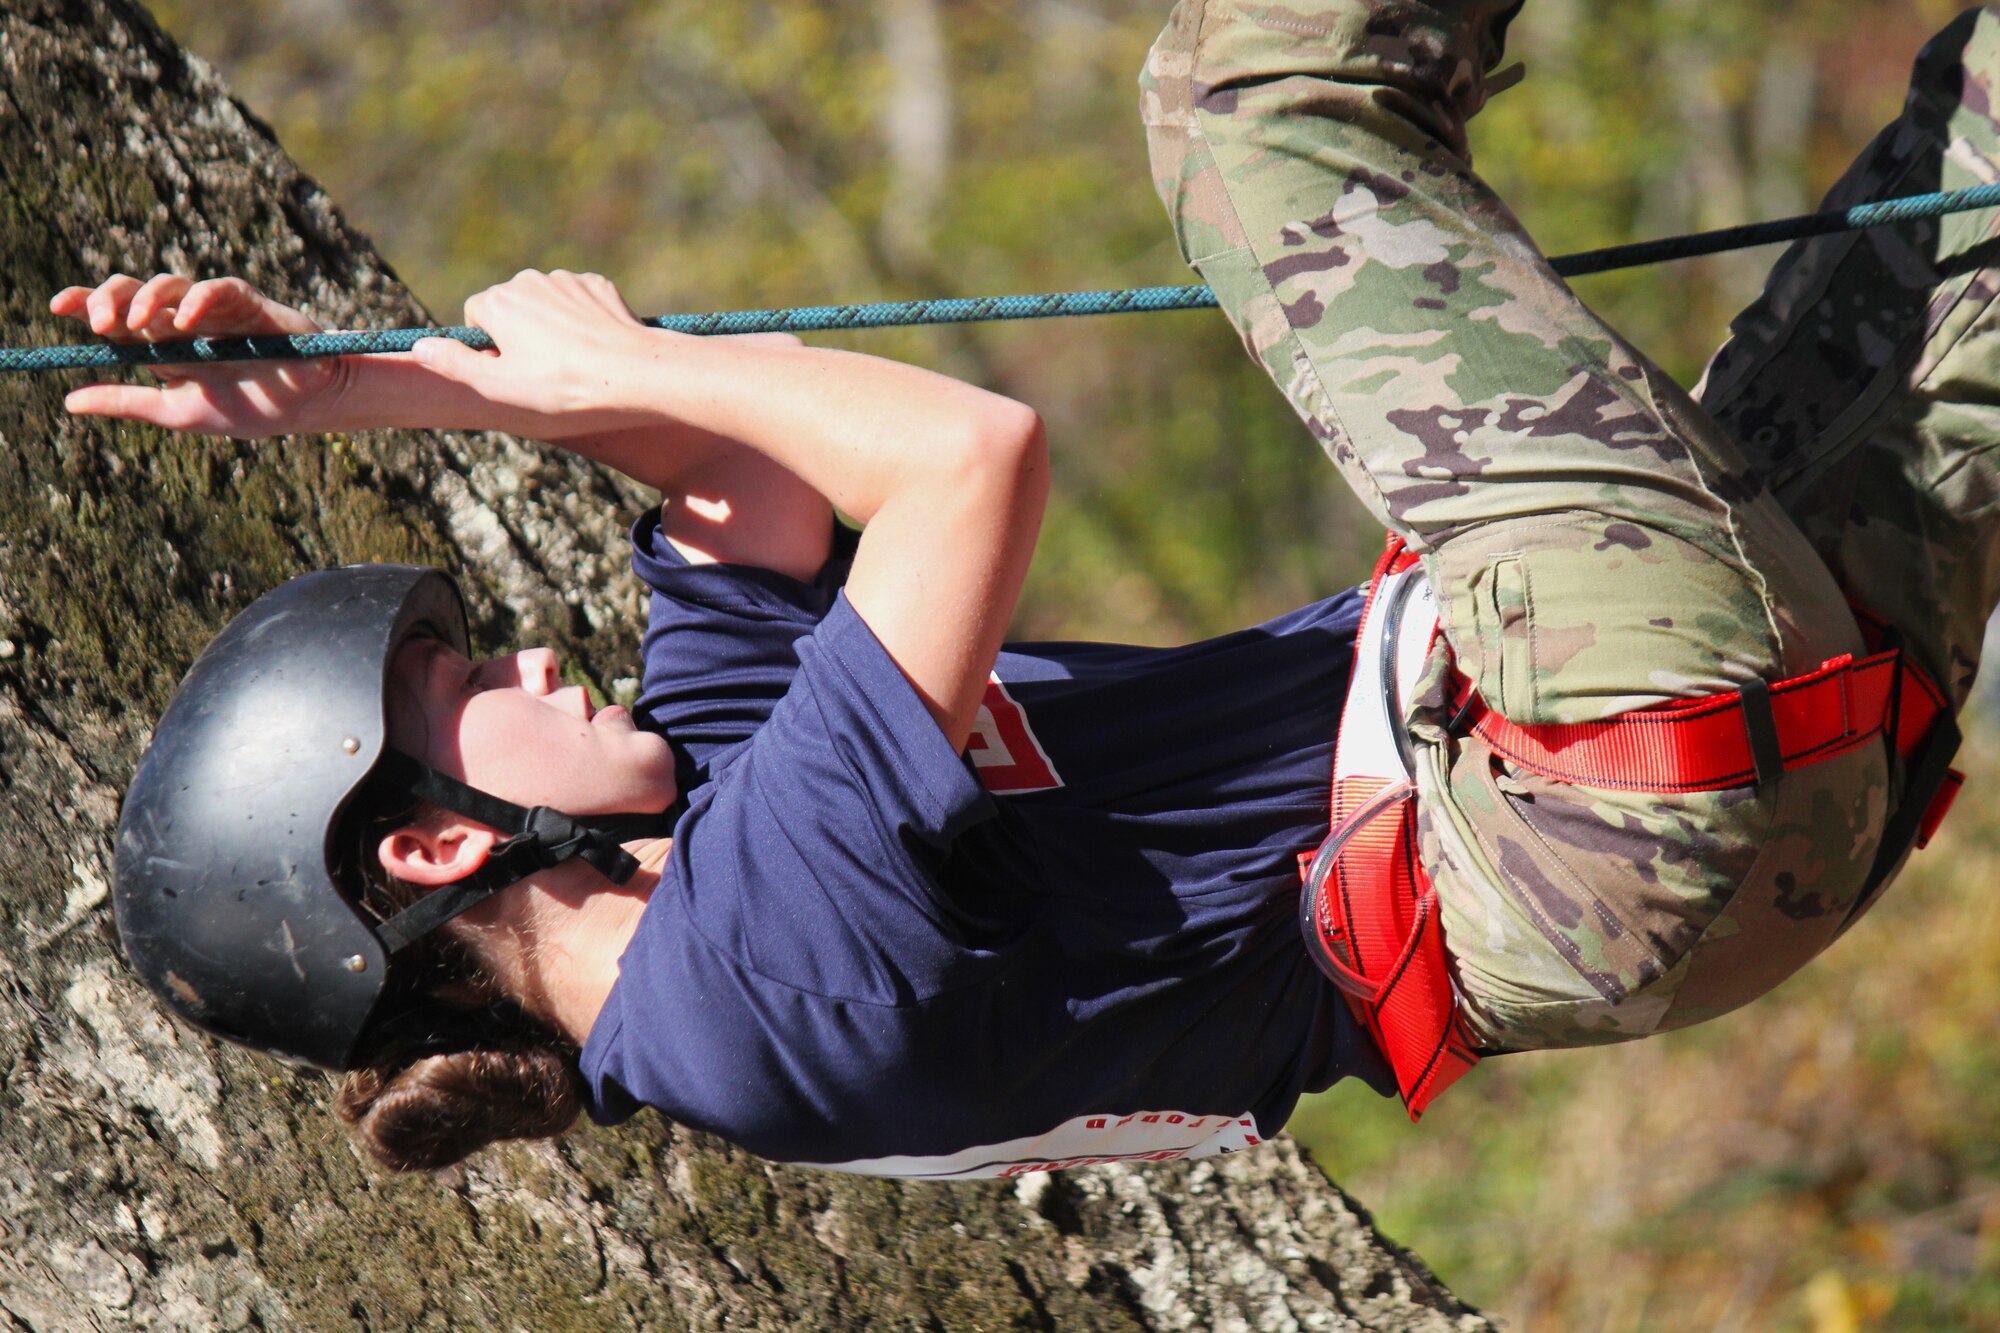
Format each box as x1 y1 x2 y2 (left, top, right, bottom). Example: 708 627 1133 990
579 513 1393 1177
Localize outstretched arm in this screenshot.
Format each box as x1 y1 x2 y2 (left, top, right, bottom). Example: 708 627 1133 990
53 274 839 579
55 270 1046 746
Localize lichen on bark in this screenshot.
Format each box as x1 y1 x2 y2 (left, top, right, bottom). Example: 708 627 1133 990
0 2 1493 1328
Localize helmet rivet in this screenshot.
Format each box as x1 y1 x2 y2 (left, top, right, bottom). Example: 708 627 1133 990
340 736 361 755
344 954 367 973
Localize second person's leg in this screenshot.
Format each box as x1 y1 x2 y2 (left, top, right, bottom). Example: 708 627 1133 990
1700 6 2000 715
1142 1 1887 1049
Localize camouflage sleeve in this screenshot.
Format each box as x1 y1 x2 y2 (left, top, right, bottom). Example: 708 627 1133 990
1140 0 1895 1054
1699 6 2000 712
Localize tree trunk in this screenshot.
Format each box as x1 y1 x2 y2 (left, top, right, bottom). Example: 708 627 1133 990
0 3 1493 1328
875 0 951 272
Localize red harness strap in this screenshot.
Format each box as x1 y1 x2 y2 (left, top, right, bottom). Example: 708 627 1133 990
1303 537 1964 1120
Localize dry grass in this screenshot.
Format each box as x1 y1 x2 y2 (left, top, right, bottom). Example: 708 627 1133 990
1290 720 2000 1332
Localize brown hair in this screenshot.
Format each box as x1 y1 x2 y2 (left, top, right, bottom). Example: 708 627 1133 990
331 796 585 1173
334 1031 583 1173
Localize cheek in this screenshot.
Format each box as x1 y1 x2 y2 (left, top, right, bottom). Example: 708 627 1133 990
453 698 589 792
452 697 673 814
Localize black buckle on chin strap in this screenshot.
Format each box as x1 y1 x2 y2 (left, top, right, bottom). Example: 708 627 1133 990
501 806 642 883
367 751 659 953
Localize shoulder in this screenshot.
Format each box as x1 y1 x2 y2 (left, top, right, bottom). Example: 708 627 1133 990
632 506 858 616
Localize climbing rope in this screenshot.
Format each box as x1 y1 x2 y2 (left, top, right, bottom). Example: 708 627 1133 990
8 182 2000 375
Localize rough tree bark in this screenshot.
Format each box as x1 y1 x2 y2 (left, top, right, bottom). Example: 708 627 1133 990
0 3 1495 1328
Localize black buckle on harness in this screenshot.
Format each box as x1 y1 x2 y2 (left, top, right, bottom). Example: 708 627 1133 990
1738 676 1784 787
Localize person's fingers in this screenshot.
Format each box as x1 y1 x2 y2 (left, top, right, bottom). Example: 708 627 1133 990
178 277 261 329
49 286 93 317
412 335 498 383
578 272 638 320
129 274 194 334
496 268 548 306
85 275 142 336
174 279 223 328
463 286 496 333
148 381 236 433
67 380 257 434
63 382 168 422
469 279 539 334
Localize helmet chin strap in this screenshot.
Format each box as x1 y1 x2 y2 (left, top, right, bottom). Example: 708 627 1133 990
368 750 675 954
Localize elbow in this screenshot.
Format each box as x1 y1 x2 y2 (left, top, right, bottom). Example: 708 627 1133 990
874 396 1048 530
961 398 1048 508
990 399 1048 485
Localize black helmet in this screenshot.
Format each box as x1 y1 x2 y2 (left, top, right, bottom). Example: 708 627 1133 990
113 565 666 1071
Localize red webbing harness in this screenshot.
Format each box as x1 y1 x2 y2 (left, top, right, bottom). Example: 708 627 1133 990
1302 537 1965 1120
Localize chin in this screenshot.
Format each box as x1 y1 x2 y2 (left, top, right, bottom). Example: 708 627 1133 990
634 744 678 810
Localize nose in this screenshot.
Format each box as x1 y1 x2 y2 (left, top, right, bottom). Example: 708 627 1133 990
513 648 560 695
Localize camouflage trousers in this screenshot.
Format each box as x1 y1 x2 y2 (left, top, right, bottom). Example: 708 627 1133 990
1144 3 2000 1051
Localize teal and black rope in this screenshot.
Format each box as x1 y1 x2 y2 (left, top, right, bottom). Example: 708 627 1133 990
1549 181 2000 277
9 182 2000 375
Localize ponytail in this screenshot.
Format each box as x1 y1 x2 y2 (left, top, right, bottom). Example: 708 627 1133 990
334 1033 583 1173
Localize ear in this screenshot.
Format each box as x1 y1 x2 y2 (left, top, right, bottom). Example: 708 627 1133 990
377 820 500 886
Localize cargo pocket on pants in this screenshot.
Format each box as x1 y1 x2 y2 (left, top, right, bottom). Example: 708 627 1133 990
1469 555 1536 721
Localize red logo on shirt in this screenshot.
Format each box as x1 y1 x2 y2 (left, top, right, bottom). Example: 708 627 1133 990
967 676 1063 794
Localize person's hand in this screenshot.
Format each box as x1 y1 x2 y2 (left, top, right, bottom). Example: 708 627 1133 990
52 275 344 439
407 270 669 437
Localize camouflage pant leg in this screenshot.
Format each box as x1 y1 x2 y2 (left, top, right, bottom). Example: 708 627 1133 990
1142 0 1890 1050
1699 6 2000 715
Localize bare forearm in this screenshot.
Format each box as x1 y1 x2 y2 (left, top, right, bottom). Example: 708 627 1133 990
314 353 491 433
588 329 1037 524
309 351 732 491
324 355 656 449
586 328 1048 744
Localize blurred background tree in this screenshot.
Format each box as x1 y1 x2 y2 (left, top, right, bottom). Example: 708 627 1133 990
141 0 2000 1327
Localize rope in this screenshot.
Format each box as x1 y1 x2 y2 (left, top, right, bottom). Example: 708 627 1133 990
1549 181 2000 277
9 182 2000 375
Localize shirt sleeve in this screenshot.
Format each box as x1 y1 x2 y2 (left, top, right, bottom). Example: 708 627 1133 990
579 594 1008 1158
628 507 861 793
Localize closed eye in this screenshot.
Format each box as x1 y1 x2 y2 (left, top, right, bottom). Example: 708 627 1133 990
423 643 488 698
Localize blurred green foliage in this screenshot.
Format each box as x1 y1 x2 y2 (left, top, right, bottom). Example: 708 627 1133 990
143 0 2000 1327
152 0 1384 641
